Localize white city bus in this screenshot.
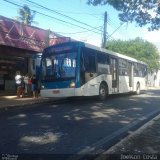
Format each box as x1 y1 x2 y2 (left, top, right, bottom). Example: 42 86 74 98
40 41 147 100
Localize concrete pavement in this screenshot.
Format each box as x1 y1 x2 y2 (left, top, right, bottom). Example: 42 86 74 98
0 92 61 111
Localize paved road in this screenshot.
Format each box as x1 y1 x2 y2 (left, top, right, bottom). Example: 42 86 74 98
0 89 160 157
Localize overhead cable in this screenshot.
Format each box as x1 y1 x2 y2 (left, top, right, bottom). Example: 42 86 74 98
25 0 102 33
3 0 102 35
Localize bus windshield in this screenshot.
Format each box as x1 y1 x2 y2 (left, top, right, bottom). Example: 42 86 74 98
41 51 77 81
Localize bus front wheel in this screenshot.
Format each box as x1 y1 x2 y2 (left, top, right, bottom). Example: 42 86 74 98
99 83 108 100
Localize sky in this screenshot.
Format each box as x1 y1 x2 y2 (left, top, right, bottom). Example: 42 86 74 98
0 0 160 51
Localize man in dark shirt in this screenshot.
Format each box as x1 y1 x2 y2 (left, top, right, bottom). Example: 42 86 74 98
31 74 38 98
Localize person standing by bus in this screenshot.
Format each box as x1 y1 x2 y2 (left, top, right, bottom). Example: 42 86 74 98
31 74 38 98
24 73 29 96
15 71 25 98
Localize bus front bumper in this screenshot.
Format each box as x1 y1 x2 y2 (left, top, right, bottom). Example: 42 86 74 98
40 88 82 98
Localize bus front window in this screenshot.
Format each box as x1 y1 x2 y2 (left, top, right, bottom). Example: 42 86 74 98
42 52 77 81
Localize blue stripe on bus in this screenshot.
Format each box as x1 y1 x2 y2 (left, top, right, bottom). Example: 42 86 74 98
42 80 75 89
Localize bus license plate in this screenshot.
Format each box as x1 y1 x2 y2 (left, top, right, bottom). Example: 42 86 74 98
53 90 60 94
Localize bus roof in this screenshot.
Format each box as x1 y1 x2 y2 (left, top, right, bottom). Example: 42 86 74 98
84 42 146 65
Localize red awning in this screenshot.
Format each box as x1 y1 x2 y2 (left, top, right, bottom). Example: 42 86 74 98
0 16 48 52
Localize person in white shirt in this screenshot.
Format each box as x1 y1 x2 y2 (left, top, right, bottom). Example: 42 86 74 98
15 71 25 98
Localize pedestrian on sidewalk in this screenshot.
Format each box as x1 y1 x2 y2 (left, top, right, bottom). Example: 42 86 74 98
15 71 25 98
31 74 38 98
24 73 30 96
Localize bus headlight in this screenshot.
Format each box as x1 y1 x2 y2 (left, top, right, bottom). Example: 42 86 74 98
69 82 75 88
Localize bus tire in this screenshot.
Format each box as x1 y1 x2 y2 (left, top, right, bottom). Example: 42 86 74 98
99 83 108 100
136 83 140 95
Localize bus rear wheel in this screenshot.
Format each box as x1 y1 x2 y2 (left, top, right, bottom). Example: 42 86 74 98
99 83 108 100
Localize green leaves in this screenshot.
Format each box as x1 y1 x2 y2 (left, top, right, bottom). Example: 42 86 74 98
16 5 37 25
87 0 160 30
106 38 160 72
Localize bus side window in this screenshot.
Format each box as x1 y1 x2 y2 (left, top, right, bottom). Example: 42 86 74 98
144 66 147 77
119 59 128 75
134 63 138 76
139 64 147 77
80 48 96 85
84 51 96 73
97 53 110 74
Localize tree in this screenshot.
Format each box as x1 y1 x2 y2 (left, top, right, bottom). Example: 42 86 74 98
87 0 160 31
106 38 160 72
16 5 37 25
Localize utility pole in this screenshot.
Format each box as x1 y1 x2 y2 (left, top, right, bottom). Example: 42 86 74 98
102 11 107 48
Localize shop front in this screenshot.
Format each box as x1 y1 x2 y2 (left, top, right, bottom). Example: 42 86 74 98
0 15 71 92
0 45 36 91
0 16 49 92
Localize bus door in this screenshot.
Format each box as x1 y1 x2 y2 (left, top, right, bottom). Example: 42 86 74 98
128 62 134 90
80 48 97 96
111 58 119 93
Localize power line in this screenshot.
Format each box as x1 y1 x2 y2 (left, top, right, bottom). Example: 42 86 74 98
108 17 119 27
3 0 127 44
56 26 102 35
21 0 102 16
107 22 125 40
108 14 146 41
3 0 102 35
25 0 102 33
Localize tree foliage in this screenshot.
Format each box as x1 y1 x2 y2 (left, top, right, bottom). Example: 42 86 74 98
87 0 160 31
106 38 160 72
16 5 37 25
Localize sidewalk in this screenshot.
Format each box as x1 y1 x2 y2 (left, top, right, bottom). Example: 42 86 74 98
105 114 160 154
95 114 160 160
0 92 61 110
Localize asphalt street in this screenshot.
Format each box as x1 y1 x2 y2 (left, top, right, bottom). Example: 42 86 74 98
0 89 160 159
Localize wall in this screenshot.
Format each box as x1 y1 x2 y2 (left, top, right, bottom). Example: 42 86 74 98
148 70 160 87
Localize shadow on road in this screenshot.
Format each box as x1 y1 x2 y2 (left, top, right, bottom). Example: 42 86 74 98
0 89 160 155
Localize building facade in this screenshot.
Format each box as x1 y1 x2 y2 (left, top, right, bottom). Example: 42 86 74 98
148 69 160 87
0 16 70 92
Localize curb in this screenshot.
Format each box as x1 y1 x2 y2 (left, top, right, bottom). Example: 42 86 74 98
103 113 160 154
67 109 160 160
148 87 160 90
0 97 63 112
